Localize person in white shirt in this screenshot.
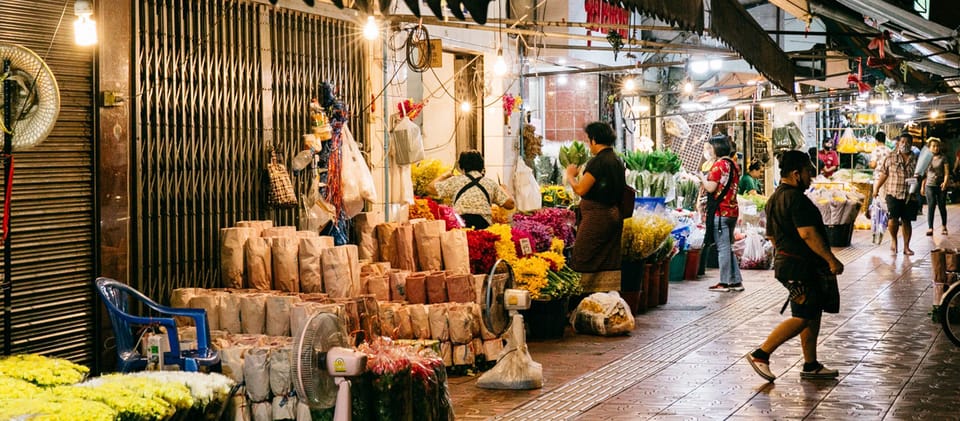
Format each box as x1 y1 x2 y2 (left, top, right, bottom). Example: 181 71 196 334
869 131 891 169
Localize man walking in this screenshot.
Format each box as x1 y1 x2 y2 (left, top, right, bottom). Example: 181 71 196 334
746 151 843 382
872 133 919 255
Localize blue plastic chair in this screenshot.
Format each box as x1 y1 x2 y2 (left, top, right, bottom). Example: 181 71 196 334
95 277 221 373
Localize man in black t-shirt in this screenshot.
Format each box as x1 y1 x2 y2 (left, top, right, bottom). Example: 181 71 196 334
745 150 843 382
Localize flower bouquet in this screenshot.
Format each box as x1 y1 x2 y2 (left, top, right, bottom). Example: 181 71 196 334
515 207 576 246
466 229 500 274
410 196 437 220
621 211 675 263
512 219 553 252
0 354 89 387
540 185 573 208
411 159 450 198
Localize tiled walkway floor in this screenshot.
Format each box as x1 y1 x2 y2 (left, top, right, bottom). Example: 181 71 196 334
449 210 960 420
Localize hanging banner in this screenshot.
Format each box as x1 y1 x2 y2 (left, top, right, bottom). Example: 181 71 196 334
608 0 704 34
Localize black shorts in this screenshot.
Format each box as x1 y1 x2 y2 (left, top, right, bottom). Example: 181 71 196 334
779 279 824 320
886 195 919 222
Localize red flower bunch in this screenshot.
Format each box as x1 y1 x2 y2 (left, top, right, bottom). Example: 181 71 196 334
503 93 517 118
511 228 537 258
466 229 500 274
397 98 426 120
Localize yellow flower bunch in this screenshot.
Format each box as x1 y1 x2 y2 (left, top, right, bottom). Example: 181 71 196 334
550 238 565 254
491 204 514 225
411 159 451 197
0 354 89 387
535 251 565 271
512 255 551 299
410 197 435 220
540 185 572 207
0 375 42 399
94 374 195 410
622 213 674 261
0 397 117 421
53 381 177 420
485 223 518 263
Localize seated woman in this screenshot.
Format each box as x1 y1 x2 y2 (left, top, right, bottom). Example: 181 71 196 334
739 160 764 195
428 150 514 229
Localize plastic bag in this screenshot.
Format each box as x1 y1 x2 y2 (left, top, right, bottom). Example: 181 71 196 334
391 116 425 165
513 160 542 212
772 122 804 153
739 233 769 270
341 126 377 218
837 128 858 154
569 291 635 336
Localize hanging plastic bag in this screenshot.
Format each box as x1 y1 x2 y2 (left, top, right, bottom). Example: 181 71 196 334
391 115 425 165
513 160 541 212
739 233 769 269
340 126 377 218
837 128 858 153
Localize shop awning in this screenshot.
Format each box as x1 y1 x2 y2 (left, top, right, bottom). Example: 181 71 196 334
709 0 796 98
612 0 705 33
769 0 812 25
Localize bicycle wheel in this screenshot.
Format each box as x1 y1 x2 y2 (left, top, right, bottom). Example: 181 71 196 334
940 283 960 347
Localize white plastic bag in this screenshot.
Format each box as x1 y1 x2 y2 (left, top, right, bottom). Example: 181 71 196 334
340 126 377 218
391 116 424 165
512 160 541 212
569 291 635 336
739 233 768 270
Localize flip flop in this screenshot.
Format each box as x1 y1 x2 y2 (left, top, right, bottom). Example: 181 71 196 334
904 249 915 256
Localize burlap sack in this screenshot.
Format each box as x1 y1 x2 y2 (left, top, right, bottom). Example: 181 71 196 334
263 226 297 238
219 294 243 334
473 274 486 304
445 273 474 303
220 346 249 383
322 246 353 298
357 295 381 339
483 339 503 361
468 303 482 337
471 337 484 361
428 303 449 341
298 236 325 293
367 275 390 301
245 237 273 290
405 272 427 304
251 401 271 420
189 293 221 332
447 304 473 344
440 229 470 274
380 303 399 338
273 396 297 420
933 248 946 284
244 347 271 402
170 288 202 326
440 341 452 366
425 271 448 304
344 245 361 299
453 344 474 366
239 293 268 334
237 220 274 238
414 220 445 271
946 249 960 272
376 222 399 266
354 212 382 261
296 230 319 238
271 236 300 293
389 270 409 301
221 227 255 289
394 224 417 271
290 301 324 339
395 305 413 339
408 303 430 339
269 346 293 397
265 295 301 337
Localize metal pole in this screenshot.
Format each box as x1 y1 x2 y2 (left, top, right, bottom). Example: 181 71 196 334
2 58 14 355
381 37 390 222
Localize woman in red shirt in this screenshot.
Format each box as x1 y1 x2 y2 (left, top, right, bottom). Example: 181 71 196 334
818 138 840 178
701 134 743 292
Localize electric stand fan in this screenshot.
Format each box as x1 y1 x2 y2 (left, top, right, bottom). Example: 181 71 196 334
476 259 543 390
292 312 367 421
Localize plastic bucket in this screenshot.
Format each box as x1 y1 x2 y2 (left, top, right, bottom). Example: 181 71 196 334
669 250 687 282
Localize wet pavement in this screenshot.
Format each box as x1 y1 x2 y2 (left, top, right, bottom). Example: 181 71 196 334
448 213 960 420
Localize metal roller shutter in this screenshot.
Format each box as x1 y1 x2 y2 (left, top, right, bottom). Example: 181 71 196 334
133 0 367 303
0 1 96 364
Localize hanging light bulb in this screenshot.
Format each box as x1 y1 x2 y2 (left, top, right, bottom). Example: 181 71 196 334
683 82 694 94
363 16 379 40
74 0 97 46
623 78 636 92
931 109 941 119
577 78 587 89
557 75 568 86
735 103 751 112
493 50 507 76
460 101 472 112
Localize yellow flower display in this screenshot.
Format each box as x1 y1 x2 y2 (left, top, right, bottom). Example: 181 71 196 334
512 255 551 299
0 354 89 387
540 185 574 207
409 197 435 220
550 238 565 254
485 223 518 263
0 397 117 421
0 375 42 399
535 251 566 271
411 159 451 198
53 381 178 421
621 213 674 262
491 204 514 225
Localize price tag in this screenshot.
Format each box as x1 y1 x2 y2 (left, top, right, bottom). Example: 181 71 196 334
519 238 533 256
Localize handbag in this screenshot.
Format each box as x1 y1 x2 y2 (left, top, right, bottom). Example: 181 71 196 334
619 185 636 219
267 150 298 208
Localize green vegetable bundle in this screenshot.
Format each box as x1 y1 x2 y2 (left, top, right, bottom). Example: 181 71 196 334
559 141 589 167
622 150 681 174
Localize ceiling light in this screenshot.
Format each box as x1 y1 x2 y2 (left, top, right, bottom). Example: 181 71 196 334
557 57 566 65
735 104 751 111
683 82 693 94
558 75 568 86
363 16 379 40
931 109 941 118
577 79 587 89
460 101 472 112
690 59 709 74
623 78 636 92
74 0 97 46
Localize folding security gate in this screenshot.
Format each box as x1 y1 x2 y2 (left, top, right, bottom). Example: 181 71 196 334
0 1 97 364
133 0 367 303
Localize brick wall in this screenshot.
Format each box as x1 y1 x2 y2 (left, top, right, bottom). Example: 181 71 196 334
543 75 600 142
